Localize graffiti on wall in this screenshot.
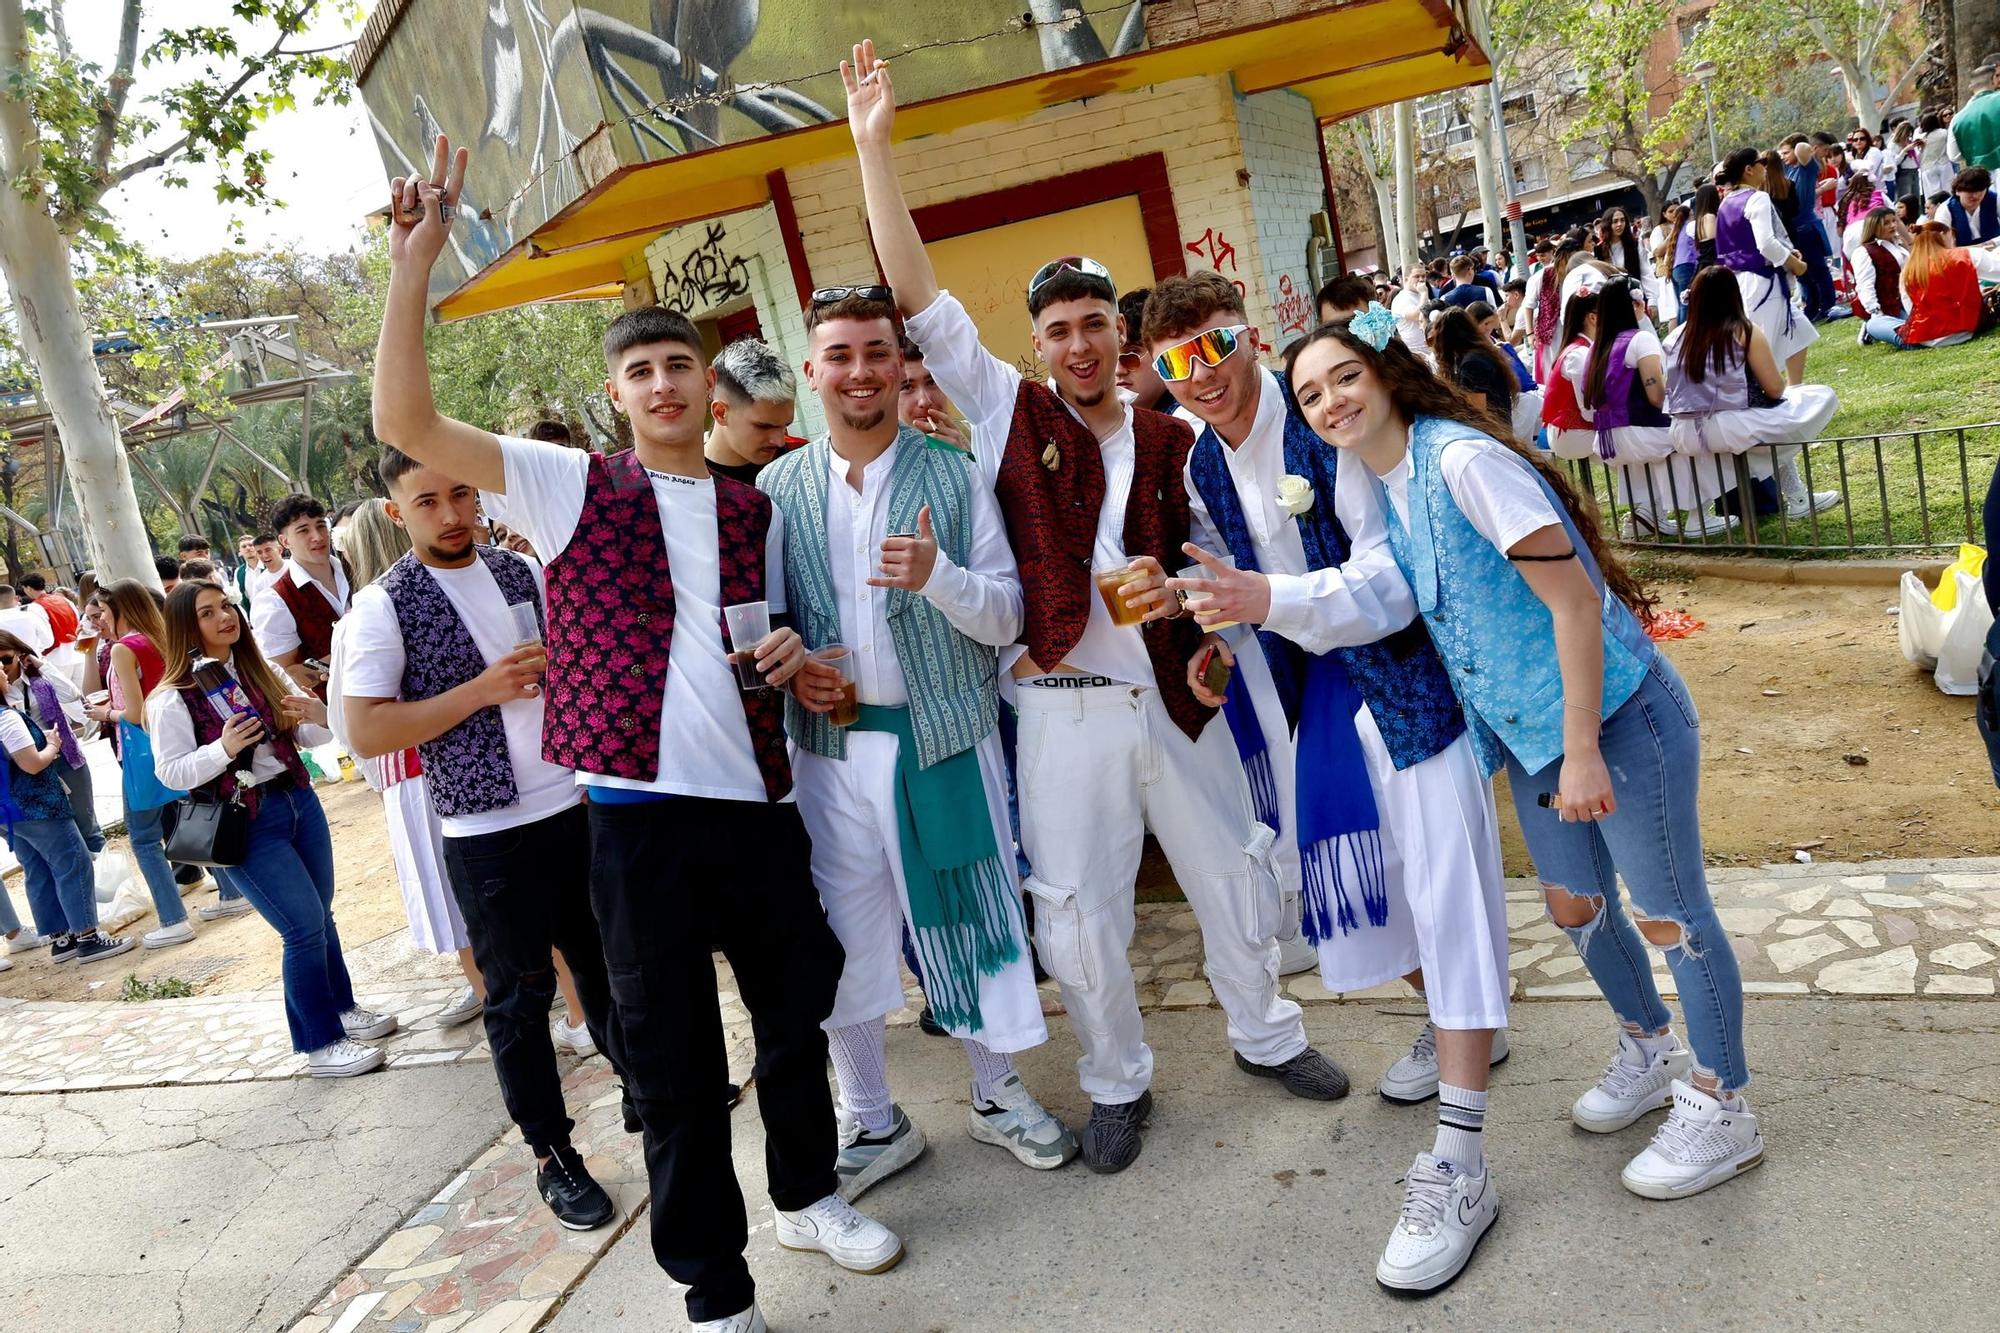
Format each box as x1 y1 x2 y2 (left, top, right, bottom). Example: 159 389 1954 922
1184 227 1246 297
659 222 755 315
1272 272 1311 336
363 0 1151 296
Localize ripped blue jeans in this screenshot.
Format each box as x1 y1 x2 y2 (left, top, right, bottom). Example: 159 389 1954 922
1505 656 1750 1092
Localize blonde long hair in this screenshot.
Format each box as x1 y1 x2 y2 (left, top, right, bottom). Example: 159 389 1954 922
155 582 303 735
342 497 412 588
101 577 167 647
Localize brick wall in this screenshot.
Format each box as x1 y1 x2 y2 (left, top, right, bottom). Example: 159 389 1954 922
1233 88 1326 347
783 74 1286 342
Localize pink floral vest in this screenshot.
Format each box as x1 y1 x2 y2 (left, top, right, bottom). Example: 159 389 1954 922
539 450 791 801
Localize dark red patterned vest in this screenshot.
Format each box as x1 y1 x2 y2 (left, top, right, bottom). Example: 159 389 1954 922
176 671 311 817
270 566 342 700
540 449 790 801
992 379 1214 741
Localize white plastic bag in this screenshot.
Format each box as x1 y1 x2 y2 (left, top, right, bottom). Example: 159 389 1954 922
93 847 134 905
1898 568 1993 695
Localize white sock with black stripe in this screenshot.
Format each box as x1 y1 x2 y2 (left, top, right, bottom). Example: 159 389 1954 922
1434 1082 1488 1175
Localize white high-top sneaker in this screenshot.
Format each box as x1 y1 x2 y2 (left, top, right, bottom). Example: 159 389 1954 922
1571 1031 1691 1133
1621 1080 1765 1199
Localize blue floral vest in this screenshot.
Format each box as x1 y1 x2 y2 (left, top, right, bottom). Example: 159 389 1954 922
1185 398 1465 772
758 427 998 770
379 547 545 818
1378 415 1654 776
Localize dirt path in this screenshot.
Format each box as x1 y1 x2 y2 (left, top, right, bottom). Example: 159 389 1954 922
4 573 1993 994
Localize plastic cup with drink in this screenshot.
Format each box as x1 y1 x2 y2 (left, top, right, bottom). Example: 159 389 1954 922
1094 561 1153 628
809 644 859 726
508 601 547 680
722 601 772 692
1175 555 1239 630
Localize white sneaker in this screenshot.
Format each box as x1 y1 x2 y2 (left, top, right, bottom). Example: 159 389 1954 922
691 1302 766 1332
197 897 253 921
1275 926 1318 977
1661 510 1738 539
774 1193 904 1274
552 1017 597 1058
308 1038 385 1078
1785 489 1840 519
0 954 12 972
1376 1152 1498 1292
835 1104 926 1202
1571 1031 1692 1133
340 1006 398 1040
1379 1024 1511 1105
967 1070 1079 1169
438 984 484 1026
8 930 51 951
1621 1080 1765 1199
142 920 196 950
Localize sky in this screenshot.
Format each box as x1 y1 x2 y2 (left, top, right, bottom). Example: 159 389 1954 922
78 1 385 260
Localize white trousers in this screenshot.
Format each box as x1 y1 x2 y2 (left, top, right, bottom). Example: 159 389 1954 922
382 774 467 955
794 729 1047 1055
1014 682 1307 1104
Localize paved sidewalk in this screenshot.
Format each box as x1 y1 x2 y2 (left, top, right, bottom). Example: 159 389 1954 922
4 858 1995 1331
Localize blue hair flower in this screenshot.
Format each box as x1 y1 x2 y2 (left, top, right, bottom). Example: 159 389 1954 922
1349 301 1396 352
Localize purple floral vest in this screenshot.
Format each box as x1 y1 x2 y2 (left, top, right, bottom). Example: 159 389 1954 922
540 450 791 801
378 547 542 819
176 671 310 817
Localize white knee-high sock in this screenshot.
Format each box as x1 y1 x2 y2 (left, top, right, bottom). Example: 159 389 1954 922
962 1037 1015 1104
826 1018 894 1134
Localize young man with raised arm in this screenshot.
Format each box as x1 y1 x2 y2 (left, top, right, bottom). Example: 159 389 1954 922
341 445 621 1233
844 41 1346 1177
763 288 1076 1204
371 139 899 1333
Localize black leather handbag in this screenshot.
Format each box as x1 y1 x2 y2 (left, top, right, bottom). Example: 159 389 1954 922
163 790 251 867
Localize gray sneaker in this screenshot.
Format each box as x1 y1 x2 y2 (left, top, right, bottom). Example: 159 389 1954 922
834 1105 926 1202
967 1070 1079 1170
198 897 253 921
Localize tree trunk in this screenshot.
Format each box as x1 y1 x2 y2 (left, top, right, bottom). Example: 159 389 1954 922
1924 0 1958 103
1368 176 1398 270
0 0 161 589
1393 101 1421 273
1958 0 2000 102
1466 92 1505 255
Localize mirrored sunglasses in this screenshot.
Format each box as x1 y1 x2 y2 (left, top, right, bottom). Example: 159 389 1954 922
1153 325 1248 382
1027 255 1111 300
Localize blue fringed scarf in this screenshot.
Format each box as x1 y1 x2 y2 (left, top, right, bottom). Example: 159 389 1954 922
1187 406 1389 942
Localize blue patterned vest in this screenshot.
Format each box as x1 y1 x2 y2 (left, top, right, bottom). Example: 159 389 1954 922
1186 394 1465 772
759 427 999 770
378 547 546 818
1379 415 1654 776
0 710 73 822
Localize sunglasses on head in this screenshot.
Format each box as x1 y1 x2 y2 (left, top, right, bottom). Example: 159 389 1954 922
810 284 894 307
1153 324 1248 382
1026 255 1111 301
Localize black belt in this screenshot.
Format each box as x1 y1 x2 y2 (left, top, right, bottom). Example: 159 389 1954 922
1023 675 1118 689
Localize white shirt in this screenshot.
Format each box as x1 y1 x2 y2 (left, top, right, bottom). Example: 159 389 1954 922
148 658 335 791
7 670 84 731
0 709 36 759
244 562 284 607
1736 189 1798 268
1380 432 1563 555
252 558 350 659
1389 288 1429 361
1177 367 1416 657
1850 146 1885 191
901 290 1156 687
816 437 1023 706
337 557 581 837
0 603 53 655
492 435 787 802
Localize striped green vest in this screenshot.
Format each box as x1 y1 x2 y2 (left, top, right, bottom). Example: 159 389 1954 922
758 426 999 769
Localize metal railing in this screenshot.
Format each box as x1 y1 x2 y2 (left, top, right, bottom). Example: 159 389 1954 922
1564 422 2000 557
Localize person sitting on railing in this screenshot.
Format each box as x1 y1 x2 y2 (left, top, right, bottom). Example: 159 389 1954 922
1567 277 1733 539
1664 267 1840 523
1873 221 2000 350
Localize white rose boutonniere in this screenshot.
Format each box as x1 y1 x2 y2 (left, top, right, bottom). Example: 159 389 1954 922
1275 474 1315 517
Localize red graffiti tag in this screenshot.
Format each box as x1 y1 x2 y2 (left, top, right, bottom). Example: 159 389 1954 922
1186 226 1238 272
1274 273 1310 336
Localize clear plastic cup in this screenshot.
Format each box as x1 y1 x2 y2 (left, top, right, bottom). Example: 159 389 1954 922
1176 558 1239 630
810 643 859 726
722 601 771 692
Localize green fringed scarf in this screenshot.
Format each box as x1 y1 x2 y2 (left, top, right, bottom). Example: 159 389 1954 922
853 703 1020 1032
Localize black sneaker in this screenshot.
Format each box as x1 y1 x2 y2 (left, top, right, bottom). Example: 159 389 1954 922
74 931 135 965
50 934 77 964
917 1005 947 1037
537 1145 615 1230
1079 1090 1153 1174
1235 1046 1350 1101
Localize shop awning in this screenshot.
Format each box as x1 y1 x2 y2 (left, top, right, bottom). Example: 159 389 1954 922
432 0 1486 320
